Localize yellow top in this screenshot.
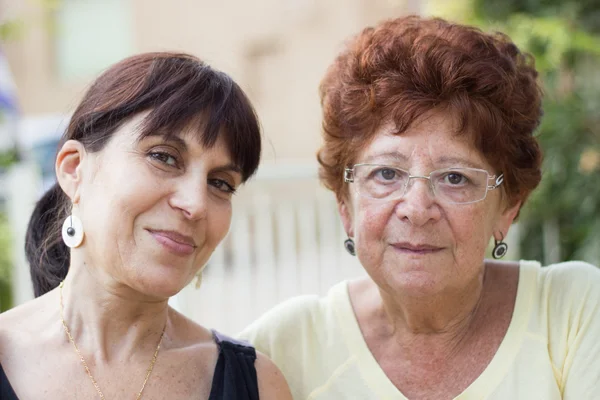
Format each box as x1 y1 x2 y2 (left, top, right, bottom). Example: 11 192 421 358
239 261 600 399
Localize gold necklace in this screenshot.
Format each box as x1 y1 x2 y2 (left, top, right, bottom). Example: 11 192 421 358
59 281 166 400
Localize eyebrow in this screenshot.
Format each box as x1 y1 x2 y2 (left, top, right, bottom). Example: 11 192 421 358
144 131 188 150
212 163 242 175
435 156 484 169
359 152 484 169
360 152 408 164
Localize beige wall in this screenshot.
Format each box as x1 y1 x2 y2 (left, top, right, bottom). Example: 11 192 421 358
2 0 421 160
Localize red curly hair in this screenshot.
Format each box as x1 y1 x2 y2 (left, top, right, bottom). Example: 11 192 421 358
317 16 543 209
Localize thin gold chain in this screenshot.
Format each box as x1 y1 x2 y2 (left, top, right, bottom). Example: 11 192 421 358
59 281 166 400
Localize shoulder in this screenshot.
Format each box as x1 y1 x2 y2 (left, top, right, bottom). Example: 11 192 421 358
529 261 600 393
162 308 220 371
535 260 600 299
539 260 600 280
209 332 292 399
238 292 325 352
0 294 57 364
0 293 54 333
167 307 216 346
255 351 293 400
238 281 350 353
526 260 600 337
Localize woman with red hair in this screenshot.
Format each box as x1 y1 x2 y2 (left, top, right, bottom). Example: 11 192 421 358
241 16 600 399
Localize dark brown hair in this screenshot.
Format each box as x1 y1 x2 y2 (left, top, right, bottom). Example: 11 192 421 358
318 16 543 207
26 52 261 297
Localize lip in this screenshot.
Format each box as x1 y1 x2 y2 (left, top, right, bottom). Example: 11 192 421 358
148 229 197 256
391 242 444 254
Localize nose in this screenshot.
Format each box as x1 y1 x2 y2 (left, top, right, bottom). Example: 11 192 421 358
395 177 440 226
168 177 208 221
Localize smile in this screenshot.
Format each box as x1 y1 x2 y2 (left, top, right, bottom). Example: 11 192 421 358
391 242 444 254
147 229 197 256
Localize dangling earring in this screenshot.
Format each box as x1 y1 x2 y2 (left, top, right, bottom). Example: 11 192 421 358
194 265 206 289
61 214 84 248
344 238 356 256
492 232 508 259
194 271 203 289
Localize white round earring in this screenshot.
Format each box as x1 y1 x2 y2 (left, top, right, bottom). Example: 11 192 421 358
62 214 84 248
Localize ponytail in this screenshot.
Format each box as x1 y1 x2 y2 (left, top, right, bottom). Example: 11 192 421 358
25 183 70 297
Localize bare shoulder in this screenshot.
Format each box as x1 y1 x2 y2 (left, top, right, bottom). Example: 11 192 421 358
167 306 215 345
164 306 219 362
255 351 293 400
0 293 58 364
167 311 293 399
0 292 57 336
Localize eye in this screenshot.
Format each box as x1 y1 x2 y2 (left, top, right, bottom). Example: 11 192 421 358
149 151 178 167
379 168 397 180
209 179 236 195
444 172 468 185
369 167 402 182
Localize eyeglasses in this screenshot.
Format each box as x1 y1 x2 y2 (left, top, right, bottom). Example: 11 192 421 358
344 164 504 205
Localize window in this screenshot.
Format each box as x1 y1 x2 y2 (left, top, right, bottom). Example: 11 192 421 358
54 0 133 81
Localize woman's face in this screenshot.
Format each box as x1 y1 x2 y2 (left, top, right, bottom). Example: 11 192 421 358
59 113 241 298
339 111 520 297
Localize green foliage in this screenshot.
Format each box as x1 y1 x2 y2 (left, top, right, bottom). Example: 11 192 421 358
0 213 13 311
0 148 20 169
0 19 25 41
429 0 600 264
0 15 20 313
521 91 600 261
473 1 600 264
473 0 600 34
0 0 63 42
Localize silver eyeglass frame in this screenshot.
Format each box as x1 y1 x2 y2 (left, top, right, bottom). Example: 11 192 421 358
343 164 504 204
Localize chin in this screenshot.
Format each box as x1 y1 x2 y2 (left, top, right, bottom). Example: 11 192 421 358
388 271 443 297
377 256 446 297
132 267 193 299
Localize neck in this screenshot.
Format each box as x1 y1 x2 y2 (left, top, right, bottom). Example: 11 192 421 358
60 255 169 362
372 266 486 340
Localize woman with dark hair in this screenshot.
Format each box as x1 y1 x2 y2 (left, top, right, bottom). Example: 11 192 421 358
240 16 600 399
0 52 292 399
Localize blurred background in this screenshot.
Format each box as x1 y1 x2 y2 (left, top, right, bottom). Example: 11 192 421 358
0 0 598 334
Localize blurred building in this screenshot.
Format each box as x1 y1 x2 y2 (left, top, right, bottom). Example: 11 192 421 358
2 0 421 161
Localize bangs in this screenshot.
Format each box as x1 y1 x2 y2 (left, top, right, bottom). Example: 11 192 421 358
71 53 261 182
136 59 261 182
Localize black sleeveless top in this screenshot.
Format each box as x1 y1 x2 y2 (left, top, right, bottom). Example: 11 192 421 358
0 331 259 400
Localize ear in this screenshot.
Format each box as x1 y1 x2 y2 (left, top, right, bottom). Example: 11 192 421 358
338 197 354 238
55 140 87 204
494 200 521 240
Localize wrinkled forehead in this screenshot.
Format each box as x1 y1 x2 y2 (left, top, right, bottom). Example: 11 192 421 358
357 114 491 170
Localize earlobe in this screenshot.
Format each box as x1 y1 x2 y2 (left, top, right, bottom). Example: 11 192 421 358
55 140 86 204
495 200 522 236
338 199 354 238
504 200 522 223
